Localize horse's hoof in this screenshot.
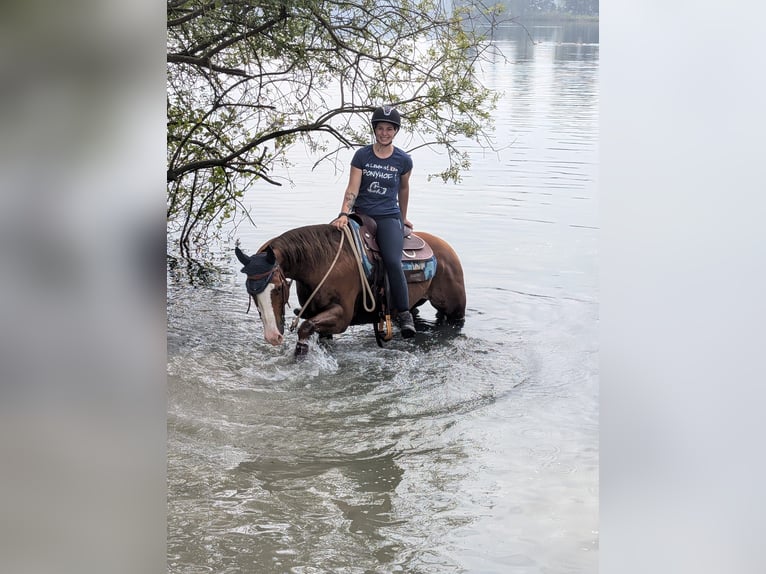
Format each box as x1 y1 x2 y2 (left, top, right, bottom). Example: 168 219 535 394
294 342 309 357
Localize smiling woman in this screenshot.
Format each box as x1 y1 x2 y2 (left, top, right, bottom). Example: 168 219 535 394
331 106 419 337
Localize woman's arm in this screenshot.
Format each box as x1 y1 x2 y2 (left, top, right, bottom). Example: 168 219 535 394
398 170 412 228
332 166 362 228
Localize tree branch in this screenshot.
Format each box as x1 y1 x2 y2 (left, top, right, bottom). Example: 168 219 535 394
167 54 254 78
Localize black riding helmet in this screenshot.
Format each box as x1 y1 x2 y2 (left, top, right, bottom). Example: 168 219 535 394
370 105 401 131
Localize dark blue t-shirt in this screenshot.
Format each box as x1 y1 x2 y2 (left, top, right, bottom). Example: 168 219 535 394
351 145 413 217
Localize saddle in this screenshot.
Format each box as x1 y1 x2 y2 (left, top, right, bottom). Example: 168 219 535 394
348 213 437 284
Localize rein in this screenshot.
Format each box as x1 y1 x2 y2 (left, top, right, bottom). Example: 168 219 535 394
289 225 375 332
343 225 376 312
245 266 289 315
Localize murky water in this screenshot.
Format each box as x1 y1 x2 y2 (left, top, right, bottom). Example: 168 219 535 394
168 22 599 573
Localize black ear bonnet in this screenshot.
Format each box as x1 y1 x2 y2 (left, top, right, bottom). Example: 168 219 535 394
235 246 277 295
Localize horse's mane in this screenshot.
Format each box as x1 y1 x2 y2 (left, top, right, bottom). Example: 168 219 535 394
268 224 346 271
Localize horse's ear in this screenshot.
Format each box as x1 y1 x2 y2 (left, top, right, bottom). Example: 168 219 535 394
265 245 276 265
234 245 251 266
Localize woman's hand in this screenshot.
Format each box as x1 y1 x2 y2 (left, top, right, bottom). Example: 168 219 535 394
332 213 349 229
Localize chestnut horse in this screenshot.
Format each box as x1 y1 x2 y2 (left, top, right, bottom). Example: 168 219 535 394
235 224 466 355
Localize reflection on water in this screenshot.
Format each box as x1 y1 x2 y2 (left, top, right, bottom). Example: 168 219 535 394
490 22 599 61
168 21 598 574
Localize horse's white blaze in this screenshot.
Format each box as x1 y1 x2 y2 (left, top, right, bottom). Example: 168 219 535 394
255 284 283 345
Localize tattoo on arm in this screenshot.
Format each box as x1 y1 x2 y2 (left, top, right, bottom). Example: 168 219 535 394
344 192 357 212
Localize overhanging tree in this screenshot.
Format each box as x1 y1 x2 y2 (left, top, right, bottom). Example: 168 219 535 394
167 0 506 246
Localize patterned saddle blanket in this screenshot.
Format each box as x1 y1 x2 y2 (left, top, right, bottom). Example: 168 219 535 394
348 214 437 284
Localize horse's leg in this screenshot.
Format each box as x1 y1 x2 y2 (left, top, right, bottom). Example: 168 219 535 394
425 264 466 325
409 232 466 325
432 305 465 326
432 295 466 325
294 303 349 356
409 281 464 325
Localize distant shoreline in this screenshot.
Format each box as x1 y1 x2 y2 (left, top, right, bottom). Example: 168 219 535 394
516 13 599 23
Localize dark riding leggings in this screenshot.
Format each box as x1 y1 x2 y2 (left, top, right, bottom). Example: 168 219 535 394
374 216 410 313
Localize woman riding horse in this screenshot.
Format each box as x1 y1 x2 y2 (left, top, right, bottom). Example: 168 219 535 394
331 105 416 338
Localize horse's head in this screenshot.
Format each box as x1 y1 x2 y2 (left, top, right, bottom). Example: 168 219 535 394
235 244 291 345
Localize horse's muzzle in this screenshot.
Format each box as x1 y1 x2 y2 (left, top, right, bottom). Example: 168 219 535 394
264 330 284 346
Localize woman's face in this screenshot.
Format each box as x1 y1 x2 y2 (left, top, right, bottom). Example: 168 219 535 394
374 122 398 145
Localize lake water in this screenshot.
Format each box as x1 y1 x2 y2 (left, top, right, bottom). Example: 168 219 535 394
168 21 599 573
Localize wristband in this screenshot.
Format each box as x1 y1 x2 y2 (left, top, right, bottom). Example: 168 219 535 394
338 212 350 218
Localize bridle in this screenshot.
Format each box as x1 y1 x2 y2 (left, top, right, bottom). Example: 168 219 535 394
245 264 291 324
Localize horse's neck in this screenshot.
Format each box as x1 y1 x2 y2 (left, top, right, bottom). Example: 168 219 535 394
271 224 352 289
273 230 332 288
281 262 314 286
273 249 303 283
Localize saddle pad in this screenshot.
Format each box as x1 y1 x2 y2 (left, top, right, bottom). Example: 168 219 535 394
403 256 438 283
348 220 437 283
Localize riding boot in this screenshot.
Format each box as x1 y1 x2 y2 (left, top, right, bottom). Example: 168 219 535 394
397 310 416 338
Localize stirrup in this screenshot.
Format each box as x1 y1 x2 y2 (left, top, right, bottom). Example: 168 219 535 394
377 313 393 342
